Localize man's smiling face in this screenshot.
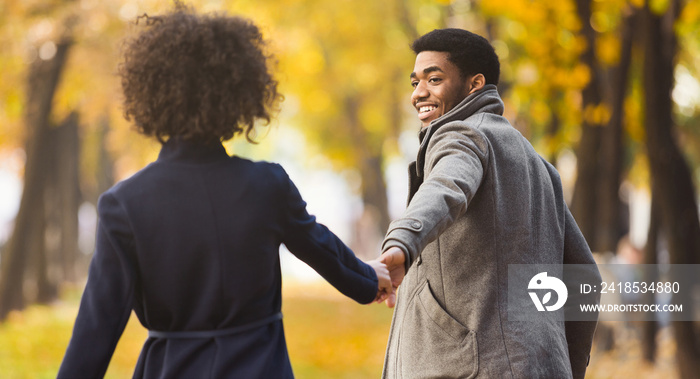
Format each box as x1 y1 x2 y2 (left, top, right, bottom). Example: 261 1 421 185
411 51 472 129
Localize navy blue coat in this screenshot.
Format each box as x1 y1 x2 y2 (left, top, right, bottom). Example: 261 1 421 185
58 138 378 378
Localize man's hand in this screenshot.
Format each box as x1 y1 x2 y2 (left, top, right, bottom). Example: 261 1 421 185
379 247 406 308
366 260 391 303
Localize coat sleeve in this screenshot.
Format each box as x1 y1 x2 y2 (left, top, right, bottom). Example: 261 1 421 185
381 120 490 272
562 206 601 379
276 165 378 304
58 192 136 378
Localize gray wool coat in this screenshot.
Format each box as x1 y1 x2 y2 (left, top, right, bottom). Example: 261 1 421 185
381 85 599 379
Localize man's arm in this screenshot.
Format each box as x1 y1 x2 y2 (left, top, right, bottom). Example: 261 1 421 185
381 120 489 273
563 206 601 379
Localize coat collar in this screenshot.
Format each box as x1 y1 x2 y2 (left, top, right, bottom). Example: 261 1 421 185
413 85 503 179
418 84 504 144
157 137 229 164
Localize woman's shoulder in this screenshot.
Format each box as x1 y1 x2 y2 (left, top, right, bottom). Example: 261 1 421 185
229 156 290 181
100 161 160 198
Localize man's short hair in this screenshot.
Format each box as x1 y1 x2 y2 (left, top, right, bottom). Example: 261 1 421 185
411 28 500 85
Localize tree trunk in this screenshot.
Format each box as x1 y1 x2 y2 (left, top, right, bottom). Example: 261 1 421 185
545 94 561 167
360 154 391 234
571 0 604 250
37 113 80 302
596 7 636 253
0 40 72 320
31 112 82 302
343 95 391 259
34 192 54 303
44 111 82 286
395 0 419 42
642 190 659 363
57 112 82 283
91 113 115 204
641 0 700 377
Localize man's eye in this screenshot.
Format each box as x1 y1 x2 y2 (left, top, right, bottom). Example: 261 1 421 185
429 77 441 83
411 81 418 88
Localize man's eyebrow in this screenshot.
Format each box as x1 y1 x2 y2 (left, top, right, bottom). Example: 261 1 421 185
410 65 444 79
423 66 444 74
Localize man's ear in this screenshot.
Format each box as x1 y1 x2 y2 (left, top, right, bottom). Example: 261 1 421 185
468 73 486 94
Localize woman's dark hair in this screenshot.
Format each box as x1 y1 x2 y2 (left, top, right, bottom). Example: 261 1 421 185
411 28 500 85
119 4 280 143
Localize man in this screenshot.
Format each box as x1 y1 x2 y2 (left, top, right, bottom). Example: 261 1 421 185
379 28 600 378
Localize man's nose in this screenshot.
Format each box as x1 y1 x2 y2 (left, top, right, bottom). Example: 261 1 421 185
411 82 429 103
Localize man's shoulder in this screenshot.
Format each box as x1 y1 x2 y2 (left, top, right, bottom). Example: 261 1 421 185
432 112 510 138
466 112 512 133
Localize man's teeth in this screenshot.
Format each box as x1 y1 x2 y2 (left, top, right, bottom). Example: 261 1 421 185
419 106 437 113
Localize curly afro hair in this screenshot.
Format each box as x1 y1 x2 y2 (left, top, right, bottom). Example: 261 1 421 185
411 28 500 85
119 4 280 143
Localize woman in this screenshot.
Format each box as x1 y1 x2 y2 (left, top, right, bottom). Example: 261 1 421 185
58 5 390 378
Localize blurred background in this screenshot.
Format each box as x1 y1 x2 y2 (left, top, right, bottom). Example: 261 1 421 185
0 0 699 377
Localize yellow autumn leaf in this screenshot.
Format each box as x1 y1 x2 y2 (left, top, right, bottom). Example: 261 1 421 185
571 63 592 89
597 33 621 66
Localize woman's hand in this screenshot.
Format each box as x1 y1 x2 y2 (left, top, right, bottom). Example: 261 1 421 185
366 260 391 303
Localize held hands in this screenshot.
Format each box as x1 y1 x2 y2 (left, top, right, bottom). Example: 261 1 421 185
366 260 392 303
366 247 407 307
378 247 406 308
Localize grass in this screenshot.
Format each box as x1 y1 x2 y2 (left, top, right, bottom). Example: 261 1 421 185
0 280 680 378
0 281 393 378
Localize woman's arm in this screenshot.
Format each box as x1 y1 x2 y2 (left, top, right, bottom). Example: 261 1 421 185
58 192 136 378
276 165 386 304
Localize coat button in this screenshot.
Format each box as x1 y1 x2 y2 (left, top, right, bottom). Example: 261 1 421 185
411 221 422 229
